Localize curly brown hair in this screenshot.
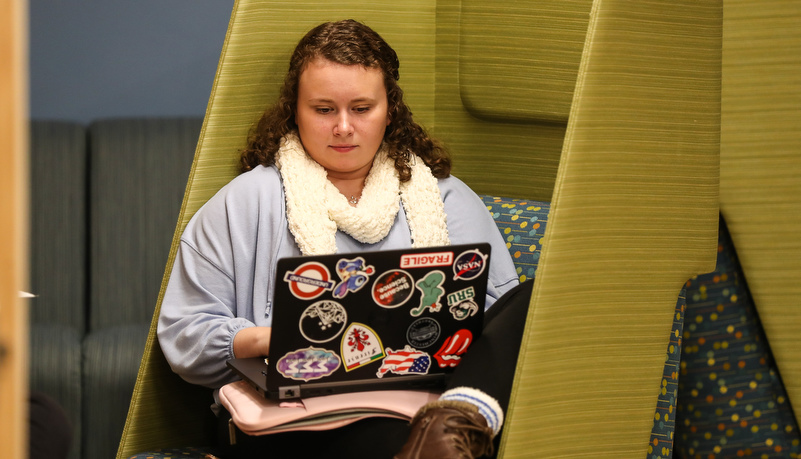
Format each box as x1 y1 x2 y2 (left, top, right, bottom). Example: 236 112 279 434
240 19 450 181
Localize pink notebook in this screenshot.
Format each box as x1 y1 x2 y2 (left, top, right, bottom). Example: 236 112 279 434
219 380 440 436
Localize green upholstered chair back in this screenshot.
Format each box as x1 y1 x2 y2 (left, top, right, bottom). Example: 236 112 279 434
117 1 722 457
718 0 801 421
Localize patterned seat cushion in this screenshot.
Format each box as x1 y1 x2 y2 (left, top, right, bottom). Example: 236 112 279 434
675 217 801 458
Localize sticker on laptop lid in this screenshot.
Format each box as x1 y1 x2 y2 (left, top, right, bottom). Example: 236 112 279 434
410 270 445 317
372 269 414 308
433 329 474 368
283 262 335 300
406 317 441 349
447 286 479 320
452 249 488 281
275 347 341 381
376 345 432 378
400 251 454 269
332 257 375 299
299 300 347 343
340 323 386 372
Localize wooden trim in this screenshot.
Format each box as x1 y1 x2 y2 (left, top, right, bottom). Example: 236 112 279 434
0 0 29 458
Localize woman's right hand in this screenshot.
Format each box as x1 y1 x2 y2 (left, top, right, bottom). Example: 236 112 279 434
232 326 272 358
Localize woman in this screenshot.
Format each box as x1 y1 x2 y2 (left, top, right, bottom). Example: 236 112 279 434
158 19 532 459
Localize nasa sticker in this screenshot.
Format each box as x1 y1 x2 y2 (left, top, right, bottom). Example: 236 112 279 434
283 262 335 300
452 249 488 281
299 300 347 343
340 323 386 371
275 347 341 382
372 270 414 308
406 317 441 349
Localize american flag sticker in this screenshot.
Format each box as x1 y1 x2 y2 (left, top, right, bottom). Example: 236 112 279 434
376 345 431 378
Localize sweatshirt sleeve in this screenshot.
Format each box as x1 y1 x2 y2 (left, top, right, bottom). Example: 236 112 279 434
439 176 520 309
157 167 284 389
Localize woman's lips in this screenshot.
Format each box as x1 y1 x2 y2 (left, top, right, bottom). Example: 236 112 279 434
330 145 357 153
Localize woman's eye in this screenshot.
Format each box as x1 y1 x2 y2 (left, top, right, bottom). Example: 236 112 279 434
316 107 333 114
354 106 370 113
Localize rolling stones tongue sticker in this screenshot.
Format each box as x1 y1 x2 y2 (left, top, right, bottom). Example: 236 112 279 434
340 323 385 371
283 262 335 300
410 270 446 317
433 329 474 368
276 347 341 381
372 270 414 308
332 257 375 299
299 300 347 343
453 249 488 281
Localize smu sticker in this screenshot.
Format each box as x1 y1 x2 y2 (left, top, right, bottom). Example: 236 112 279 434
299 300 347 343
284 262 335 300
276 347 341 381
340 323 385 371
372 270 414 308
452 249 488 281
447 286 479 320
332 257 375 299
400 251 454 269
376 345 431 378
433 329 474 368
410 270 446 317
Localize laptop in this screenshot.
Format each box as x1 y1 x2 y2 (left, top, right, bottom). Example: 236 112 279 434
227 242 491 399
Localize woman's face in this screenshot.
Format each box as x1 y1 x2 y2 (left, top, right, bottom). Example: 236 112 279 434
295 58 390 181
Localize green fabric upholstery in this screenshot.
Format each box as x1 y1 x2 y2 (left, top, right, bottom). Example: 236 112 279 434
89 119 201 330
676 217 801 458
720 0 801 417
29 121 87 459
117 1 721 457
84 119 201 459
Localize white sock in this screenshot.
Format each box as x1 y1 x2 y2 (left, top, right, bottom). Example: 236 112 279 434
439 387 504 437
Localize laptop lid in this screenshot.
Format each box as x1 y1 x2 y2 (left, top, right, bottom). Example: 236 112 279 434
228 242 491 399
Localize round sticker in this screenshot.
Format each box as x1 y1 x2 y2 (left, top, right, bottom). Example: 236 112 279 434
299 300 347 343
452 249 488 281
284 262 334 300
371 270 414 308
406 317 441 349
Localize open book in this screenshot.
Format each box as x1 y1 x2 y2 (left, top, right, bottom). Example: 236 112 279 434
219 380 440 436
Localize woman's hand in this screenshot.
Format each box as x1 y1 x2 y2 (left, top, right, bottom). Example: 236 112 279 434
232 326 272 358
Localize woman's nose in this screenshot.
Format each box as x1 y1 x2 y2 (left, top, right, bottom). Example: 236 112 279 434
334 113 353 136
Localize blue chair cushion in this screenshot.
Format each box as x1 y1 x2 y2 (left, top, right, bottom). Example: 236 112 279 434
675 216 801 457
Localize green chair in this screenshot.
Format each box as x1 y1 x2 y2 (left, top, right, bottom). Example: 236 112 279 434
117 1 722 457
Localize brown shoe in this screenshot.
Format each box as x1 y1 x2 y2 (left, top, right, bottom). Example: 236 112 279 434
394 400 495 459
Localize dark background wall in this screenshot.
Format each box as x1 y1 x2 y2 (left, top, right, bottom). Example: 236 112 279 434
29 1 234 123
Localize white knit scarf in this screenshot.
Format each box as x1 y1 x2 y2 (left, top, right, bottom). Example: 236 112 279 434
275 133 450 255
